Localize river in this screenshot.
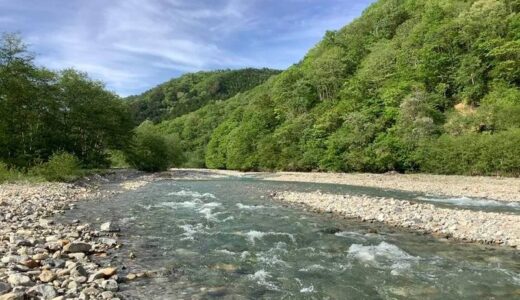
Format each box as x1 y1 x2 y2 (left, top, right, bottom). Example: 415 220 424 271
63 178 520 299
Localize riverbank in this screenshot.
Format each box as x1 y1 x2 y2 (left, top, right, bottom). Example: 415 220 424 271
261 172 520 202
0 179 127 299
274 191 520 248
171 169 520 202
170 169 520 248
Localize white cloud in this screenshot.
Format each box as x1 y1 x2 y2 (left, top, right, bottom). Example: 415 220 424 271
1 0 374 95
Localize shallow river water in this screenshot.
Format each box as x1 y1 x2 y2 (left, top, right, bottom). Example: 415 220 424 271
64 179 520 299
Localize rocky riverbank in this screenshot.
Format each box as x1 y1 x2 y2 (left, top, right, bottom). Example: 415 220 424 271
0 182 127 300
262 172 520 202
274 191 520 249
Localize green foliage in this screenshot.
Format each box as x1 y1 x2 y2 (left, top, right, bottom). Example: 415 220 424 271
107 150 129 169
29 152 82 182
0 162 23 183
127 68 281 123
146 0 520 176
0 34 134 171
125 121 180 172
418 130 520 176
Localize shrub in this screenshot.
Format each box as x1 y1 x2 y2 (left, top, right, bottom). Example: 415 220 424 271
30 152 82 182
0 162 14 182
125 122 179 172
107 150 129 168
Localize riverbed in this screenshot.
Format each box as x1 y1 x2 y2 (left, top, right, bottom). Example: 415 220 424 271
62 178 520 299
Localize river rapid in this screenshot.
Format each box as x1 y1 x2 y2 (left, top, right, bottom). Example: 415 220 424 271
63 178 520 299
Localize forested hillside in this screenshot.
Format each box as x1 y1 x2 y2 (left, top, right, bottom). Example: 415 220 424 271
152 0 520 175
126 68 280 123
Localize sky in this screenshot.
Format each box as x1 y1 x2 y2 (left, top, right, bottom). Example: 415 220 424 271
0 0 374 96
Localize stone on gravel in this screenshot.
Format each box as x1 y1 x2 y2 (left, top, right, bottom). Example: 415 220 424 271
0 282 11 295
28 284 57 299
0 293 24 300
101 280 118 292
88 267 117 282
7 274 31 286
63 242 91 253
39 270 57 283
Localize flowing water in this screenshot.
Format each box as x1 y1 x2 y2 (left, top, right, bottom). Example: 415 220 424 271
64 179 520 299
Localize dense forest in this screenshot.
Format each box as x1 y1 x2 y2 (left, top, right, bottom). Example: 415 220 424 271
1 0 520 179
126 68 281 123
147 0 520 176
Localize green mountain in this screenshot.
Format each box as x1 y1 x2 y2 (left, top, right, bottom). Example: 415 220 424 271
126 68 281 123
152 0 520 175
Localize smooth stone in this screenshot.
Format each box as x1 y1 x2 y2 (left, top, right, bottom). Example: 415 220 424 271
100 291 114 299
7 274 31 286
39 270 57 283
100 280 118 292
0 292 24 300
63 243 91 253
27 284 57 299
88 267 117 282
21 258 40 269
0 282 11 295
100 222 120 233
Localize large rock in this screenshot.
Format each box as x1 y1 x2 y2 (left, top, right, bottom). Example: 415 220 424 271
7 274 31 286
100 222 120 232
63 242 91 253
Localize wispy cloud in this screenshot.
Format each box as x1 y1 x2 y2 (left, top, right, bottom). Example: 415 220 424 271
0 0 375 96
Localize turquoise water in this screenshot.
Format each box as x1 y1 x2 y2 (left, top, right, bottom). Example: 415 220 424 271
65 179 520 299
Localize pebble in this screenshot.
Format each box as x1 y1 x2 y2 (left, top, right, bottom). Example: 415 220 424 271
277 192 520 248
0 182 131 299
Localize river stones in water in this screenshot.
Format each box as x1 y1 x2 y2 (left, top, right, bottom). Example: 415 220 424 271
319 227 342 234
100 222 120 232
211 263 238 273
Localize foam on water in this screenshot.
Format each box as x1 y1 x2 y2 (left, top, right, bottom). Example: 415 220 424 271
159 200 202 209
178 223 205 241
243 230 296 244
298 264 327 272
168 190 216 199
236 203 267 210
347 242 417 271
248 270 279 290
214 249 236 255
300 285 315 293
417 196 520 209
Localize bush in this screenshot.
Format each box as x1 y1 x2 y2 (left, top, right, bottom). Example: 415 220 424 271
29 152 82 182
107 150 129 168
0 162 20 183
417 129 520 176
125 122 180 172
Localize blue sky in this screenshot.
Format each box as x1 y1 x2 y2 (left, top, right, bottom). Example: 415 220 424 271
0 0 374 96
